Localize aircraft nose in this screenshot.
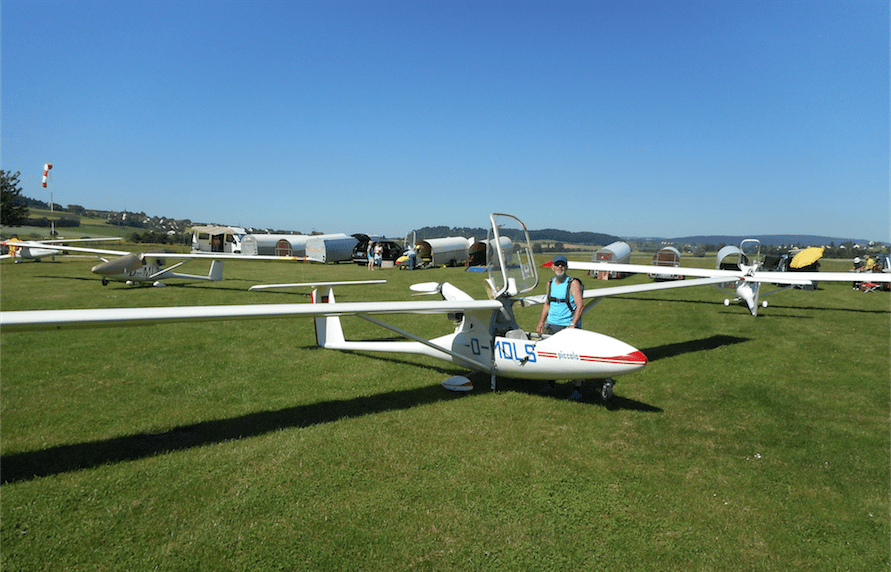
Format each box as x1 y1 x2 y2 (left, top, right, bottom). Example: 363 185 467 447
92 254 142 276
591 348 647 372
621 350 648 367
532 329 648 379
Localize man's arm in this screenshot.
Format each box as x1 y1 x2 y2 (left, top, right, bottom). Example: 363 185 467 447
570 279 584 328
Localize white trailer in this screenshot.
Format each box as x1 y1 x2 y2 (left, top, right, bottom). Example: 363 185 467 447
306 235 359 263
648 246 683 280
241 233 352 257
591 241 632 280
715 245 744 288
241 234 311 256
468 236 508 268
416 237 471 267
716 245 743 270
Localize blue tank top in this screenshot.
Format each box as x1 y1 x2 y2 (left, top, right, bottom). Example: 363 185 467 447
547 278 574 326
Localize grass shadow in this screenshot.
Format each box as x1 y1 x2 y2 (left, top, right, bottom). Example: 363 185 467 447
0 383 468 485
641 334 749 362
0 335 752 484
495 374 664 413
33 274 101 282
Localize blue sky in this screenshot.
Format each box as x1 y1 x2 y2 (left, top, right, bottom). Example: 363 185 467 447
3 0 888 241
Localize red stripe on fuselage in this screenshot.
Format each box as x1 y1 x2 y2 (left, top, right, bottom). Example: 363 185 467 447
579 350 647 365
536 350 647 366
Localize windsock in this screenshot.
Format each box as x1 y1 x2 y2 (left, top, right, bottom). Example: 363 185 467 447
42 163 53 187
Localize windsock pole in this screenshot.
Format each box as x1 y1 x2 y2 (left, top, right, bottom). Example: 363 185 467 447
42 164 54 236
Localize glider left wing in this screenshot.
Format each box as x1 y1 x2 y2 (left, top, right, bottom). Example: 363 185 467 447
1 241 315 262
0 299 505 333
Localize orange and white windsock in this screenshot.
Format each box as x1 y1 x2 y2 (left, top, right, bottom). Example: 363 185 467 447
42 163 53 187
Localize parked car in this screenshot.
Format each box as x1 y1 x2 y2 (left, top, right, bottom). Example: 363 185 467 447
351 236 404 265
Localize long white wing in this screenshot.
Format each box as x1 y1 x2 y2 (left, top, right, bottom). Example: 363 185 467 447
139 252 320 262
0 299 504 333
1 241 130 256
13 237 122 244
748 270 890 283
1 241 321 261
570 261 891 284
517 276 731 306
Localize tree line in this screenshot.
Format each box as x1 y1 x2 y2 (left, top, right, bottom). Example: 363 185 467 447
411 225 621 246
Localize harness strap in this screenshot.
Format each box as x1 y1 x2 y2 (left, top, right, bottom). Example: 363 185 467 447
547 276 577 311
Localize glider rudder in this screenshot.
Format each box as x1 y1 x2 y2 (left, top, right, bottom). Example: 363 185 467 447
312 286 345 347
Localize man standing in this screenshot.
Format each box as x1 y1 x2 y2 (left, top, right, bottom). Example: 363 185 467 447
536 254 585 400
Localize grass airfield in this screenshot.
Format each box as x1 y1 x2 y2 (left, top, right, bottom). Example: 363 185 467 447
1 252 889 571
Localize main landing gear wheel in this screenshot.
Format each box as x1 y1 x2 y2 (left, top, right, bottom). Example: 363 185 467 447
600 379 615 402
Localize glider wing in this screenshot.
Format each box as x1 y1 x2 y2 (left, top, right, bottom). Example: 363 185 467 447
0 299 505 333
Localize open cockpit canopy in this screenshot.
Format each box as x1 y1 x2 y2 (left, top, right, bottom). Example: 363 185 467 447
486 213 538 299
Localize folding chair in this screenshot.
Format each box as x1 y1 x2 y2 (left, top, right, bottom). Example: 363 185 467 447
860 282 879 293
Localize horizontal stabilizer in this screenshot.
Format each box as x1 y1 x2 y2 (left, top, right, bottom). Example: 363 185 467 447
250 280 386 291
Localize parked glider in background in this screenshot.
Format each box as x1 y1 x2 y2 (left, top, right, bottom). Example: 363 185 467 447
0 237 121 263
570 239 891 316
1 214 679 402
0 240 314 286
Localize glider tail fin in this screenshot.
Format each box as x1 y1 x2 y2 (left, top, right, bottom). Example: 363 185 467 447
208 260 224 281
312 286 345 347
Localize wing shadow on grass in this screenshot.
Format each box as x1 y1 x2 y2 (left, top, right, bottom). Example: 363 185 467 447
0 381 469 485
0 336 744 485
33 274 101 282
491 375 664 413
640 334 749 362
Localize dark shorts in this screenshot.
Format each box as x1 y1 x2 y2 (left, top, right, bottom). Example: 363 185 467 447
545 323 580 335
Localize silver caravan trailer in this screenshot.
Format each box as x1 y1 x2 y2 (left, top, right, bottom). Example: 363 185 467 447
305 235 359 263
648 246 683 280
716 245 745 270
716 245 745 289
468 236 510 268
591 241 632 279
416 237 471 267
241 234 310 256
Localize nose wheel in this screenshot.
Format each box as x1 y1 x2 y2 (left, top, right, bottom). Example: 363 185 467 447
600 379 614 402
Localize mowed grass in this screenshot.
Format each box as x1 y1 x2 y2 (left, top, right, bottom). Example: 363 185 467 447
1 253 888 571
1 209 133 240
